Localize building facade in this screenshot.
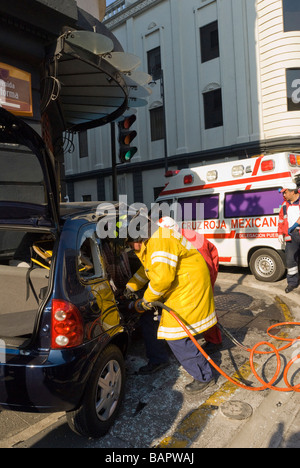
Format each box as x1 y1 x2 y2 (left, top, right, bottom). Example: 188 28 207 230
65 0 300 208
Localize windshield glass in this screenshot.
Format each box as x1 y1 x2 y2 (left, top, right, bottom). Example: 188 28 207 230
0 143 46 205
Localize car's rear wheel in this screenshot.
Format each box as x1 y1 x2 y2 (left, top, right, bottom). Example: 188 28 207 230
66 344 126 438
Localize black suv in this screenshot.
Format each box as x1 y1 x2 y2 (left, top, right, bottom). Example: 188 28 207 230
0 107 140 438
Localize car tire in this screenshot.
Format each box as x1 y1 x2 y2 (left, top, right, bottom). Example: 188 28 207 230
249 248 286 283
66 344 126 438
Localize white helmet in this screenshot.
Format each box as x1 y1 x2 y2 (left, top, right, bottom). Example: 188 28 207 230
157 216 179 231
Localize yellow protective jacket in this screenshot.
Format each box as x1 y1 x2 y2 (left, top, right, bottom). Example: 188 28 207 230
126 227 217 341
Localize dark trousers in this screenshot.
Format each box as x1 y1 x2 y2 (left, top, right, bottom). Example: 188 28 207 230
140 310 213 382
286 231 300 287
167 336 213 383
140 310 170 365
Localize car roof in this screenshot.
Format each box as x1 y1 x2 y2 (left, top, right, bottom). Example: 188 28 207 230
60 202 120 221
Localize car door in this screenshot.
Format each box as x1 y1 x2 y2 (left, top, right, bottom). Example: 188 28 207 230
77 225 123 341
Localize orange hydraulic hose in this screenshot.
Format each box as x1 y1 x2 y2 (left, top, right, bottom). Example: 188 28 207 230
151 302 300 393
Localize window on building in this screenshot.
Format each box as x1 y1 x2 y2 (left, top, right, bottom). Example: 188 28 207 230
150 106 165 141
203 88 223 129
282 0 300 31
147 47 162 81
224 189 283 218
286 69 300 111
82 195 92 202
200 21 219 63
79 130 88 158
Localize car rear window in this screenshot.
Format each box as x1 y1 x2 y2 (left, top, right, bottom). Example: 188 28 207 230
0 145 46 204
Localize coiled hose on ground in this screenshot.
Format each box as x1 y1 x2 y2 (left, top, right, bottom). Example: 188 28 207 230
151 301 300 393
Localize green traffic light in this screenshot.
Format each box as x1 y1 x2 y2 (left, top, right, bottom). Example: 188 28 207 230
124 147 138 161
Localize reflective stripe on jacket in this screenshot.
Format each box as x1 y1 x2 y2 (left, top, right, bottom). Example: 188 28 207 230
126 226 217 340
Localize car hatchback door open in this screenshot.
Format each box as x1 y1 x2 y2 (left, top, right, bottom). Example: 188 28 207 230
0 107 60 230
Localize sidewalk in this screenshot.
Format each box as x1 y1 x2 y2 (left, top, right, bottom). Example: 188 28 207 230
157 270 300 449
2 269 300 448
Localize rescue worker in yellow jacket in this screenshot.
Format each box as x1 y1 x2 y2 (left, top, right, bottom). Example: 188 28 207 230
125 219 217 394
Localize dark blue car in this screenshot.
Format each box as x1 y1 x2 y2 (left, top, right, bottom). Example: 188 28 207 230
0 108 140 438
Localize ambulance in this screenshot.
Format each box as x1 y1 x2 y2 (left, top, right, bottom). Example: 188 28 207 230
155 152 300 282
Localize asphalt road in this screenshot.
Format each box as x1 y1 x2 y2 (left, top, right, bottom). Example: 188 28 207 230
1 267 300 449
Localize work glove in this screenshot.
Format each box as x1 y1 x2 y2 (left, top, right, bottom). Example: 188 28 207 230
288 223 300 236
278 235 285 244
123 288 138 300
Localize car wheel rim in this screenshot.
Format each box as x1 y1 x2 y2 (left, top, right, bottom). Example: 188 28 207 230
95 359 122 421
255 255 275 278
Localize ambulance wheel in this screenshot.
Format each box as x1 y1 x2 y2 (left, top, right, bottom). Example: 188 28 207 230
249 248 285 282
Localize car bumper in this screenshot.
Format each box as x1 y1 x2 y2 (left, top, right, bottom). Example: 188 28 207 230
0 342 100 413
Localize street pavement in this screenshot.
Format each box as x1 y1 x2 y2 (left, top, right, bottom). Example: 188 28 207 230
1 267 300 449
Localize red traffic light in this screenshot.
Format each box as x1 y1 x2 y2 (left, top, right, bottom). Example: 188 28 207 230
121 114 137 130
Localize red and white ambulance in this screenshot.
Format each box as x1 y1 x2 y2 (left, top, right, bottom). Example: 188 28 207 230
155 152 300 282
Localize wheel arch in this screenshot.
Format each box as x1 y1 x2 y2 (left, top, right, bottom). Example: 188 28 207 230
247 246 286 267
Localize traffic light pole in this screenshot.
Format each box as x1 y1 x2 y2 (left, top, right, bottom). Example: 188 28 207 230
160 69 168 172
111 122 118 200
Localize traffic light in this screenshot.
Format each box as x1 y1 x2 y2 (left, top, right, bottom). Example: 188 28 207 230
118 114 138 163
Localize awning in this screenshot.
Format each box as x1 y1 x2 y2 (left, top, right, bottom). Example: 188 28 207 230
42 30 151 133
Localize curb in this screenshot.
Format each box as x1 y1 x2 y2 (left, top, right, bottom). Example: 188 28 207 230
0 412 65 448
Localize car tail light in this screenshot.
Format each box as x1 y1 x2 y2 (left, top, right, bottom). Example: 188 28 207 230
51 300 84 349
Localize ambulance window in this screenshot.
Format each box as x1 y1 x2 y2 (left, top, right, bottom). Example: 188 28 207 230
224 189 283 218
178 195 219 221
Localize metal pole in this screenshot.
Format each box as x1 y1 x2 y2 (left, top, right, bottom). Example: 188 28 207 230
160 69 168 172
111 121 118 200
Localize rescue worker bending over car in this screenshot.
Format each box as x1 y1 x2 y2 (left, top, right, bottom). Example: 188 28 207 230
124 216 217 394
157 217 222 349
278 183 300 293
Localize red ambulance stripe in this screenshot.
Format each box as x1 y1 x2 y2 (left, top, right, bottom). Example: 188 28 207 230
252 155 263 176
161 171 291 196
204 231 236 240
219 257 232 262
246 156 264 190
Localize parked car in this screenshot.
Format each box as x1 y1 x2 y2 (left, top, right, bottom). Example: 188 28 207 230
0 107 141 438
